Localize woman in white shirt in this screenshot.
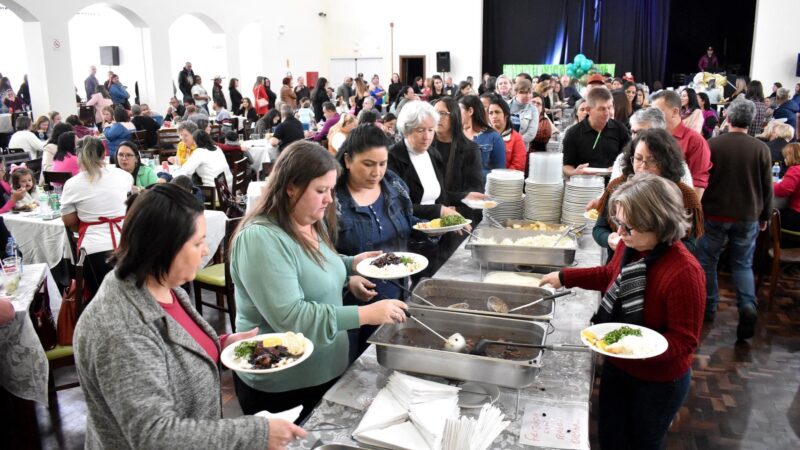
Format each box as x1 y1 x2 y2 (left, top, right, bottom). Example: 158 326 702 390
61 136 134 295
172 130 232 188
387 100 460 220
7 115 45 159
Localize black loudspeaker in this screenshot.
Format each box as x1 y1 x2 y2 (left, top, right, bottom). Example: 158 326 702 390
100 46 120 66
436 51 450 73
796 53 800 77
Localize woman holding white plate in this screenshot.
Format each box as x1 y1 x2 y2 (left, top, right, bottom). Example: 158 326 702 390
74 184 306 450
231 141 407 423
540 174 704 450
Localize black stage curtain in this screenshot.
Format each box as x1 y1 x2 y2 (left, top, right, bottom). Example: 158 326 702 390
482 0 671 86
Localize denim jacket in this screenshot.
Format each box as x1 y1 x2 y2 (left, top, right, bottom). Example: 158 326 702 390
335 170 421 255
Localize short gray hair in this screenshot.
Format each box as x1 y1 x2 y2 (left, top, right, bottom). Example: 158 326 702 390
726 98 756 128
610 173 690 244
396 100 440 136
363 96 376 107
280 104 293 119
629 107 666 129
131 104 142 116
177 121 198 134
777 87 791 102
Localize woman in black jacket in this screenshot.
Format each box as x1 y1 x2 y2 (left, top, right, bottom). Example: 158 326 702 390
228 78 243 115
264 78 277 110
311 77 330 123
431 97 485 220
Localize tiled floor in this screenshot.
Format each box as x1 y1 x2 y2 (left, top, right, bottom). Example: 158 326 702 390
35 271 800 449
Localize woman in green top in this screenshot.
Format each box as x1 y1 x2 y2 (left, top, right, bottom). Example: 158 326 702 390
116 141 157 192
231 140 408 423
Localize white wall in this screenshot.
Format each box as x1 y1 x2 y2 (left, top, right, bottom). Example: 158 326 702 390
0 5 28 92
321 0 483 84
69 5 147 102
8 0 480 115
751 0 800 88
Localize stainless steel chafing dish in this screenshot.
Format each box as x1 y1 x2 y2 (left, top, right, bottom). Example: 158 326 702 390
368 307 548 388
465 227 578 267
410 278 555 321
502 220 569 232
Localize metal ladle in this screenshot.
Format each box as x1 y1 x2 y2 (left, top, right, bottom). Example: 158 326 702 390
402 310 466 352
486 290 573 314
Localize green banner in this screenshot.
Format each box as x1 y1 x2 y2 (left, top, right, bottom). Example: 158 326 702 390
502 64 616 79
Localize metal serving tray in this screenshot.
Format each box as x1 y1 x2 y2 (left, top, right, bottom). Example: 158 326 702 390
502 220 568 232
368 307 548 388
465 228 578 267
410 278 555 321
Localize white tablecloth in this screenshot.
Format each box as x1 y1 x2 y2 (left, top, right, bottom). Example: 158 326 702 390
2 212 69 268
202 210 227 268
0 264 61 405
246 181 268 212
241 139 277 174
2 210 227 269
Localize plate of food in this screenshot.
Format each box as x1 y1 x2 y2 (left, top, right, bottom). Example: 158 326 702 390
220 332 314 374
413 215 472 234
461 198 499 210
580 323 668 359
584 209 600 221
356 251 428 280
11 203 37 213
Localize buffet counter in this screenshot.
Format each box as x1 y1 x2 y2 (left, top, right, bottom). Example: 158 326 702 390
291 233 603 449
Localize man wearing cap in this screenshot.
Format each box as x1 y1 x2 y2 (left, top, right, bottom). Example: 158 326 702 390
562 87 630 177
698 46 719 73
212 76 226 110
586 74 606 91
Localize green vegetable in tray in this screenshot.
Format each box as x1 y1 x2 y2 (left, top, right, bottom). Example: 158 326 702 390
440 215 466 227
234 341 257 359
603 326 642 345
399 256 414 264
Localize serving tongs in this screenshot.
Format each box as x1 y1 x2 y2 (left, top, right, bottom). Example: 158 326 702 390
470 339 588 356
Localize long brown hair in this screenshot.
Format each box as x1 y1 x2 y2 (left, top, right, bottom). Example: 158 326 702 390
235 141 341 265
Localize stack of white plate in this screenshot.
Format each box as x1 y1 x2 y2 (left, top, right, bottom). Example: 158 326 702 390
528 152 563 184
483 169 524 223
561 175 605 227
523 180 563 222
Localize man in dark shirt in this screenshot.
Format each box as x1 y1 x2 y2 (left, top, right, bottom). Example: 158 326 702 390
562 87 630 177
270 105 304 152
130 104 159 148
697 98 772 339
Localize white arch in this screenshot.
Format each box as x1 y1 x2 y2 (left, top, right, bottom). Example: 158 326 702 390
178 12 224 34
87 2 147 28
0 0 38 22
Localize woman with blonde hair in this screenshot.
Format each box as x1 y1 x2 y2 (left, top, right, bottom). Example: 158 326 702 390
327 113 356 155
31 115 50 140
761 121 796 177
61 136 134 295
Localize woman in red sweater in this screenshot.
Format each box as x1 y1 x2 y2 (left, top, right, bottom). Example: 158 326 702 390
774 142 800 247
541 173 705 450
252 76 269 117
486 95 526 171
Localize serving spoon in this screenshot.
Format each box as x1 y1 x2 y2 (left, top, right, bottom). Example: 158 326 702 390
486 290 573 314
402 310 466 352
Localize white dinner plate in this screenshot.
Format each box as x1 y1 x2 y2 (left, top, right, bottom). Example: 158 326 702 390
220 333 315 374
580 323 668 360
356 252 429 280
462 198 499 210
413 219 472 234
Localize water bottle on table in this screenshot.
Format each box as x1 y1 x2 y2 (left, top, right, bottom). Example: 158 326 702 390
773 162 781 182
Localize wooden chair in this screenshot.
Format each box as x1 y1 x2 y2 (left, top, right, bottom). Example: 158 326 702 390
214 173 243 218
24 157 42 182
757 209 800 310
232 157 250 196
46 233 87 411
199 185 217 210
261 161 275 180
193 217 242 332
157 128 180 149
210 123 222 142
43 171 73 188
131 130 149 150
224 150 245 173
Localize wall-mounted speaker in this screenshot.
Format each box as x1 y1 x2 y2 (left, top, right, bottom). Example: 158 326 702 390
436 51 450 73
100 46 120 66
